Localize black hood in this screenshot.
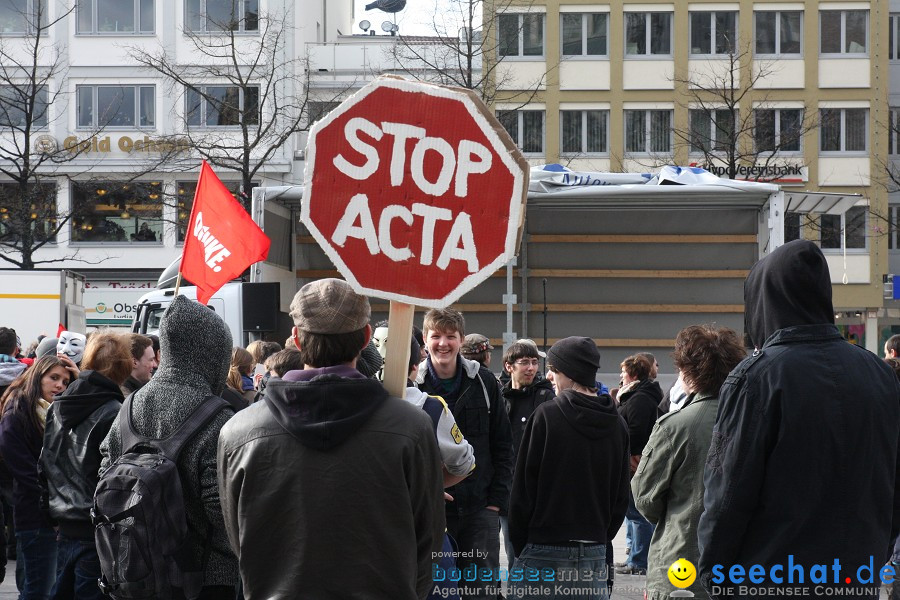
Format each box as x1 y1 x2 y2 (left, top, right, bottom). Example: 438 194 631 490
263 376 388 450
556 389 621 440
744 239 834 349
503 376 554 399
55 370 123 429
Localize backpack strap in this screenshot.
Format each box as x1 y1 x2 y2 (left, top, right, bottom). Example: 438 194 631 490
121 393 229 461
475 371 491 414
118 393 141 456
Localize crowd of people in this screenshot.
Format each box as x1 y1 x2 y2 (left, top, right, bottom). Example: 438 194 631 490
0 239 897 600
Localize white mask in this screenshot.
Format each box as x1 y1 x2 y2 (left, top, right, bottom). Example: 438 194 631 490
57 331 86 364
373 326 389 360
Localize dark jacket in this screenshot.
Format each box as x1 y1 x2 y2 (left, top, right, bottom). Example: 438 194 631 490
218 367 445 600
617 379 663 456
417 356 514 515
120 375 145 397
40 370 122 539
508 389 630 557
698 240 900 599
502 377 554 464
0 401 48 531
101 295 238 587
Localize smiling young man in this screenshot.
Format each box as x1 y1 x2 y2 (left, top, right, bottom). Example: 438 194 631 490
498 340 554 567
416 307 513 599
121 334 157 396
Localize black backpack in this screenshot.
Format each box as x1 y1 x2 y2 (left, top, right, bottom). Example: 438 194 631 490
92 393 228 599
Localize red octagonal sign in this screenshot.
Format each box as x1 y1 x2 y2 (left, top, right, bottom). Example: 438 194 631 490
301 76 528 308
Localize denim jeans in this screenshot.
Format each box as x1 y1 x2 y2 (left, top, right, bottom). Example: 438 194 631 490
509 543 609 600
16 528 57 600
50 535 103 600
624 492 654 570
445 508 500 599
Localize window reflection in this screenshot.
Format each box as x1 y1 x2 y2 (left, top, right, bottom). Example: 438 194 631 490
71 181 163 243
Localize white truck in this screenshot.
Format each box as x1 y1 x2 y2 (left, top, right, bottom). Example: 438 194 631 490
0 270 87 349
130 259 286 347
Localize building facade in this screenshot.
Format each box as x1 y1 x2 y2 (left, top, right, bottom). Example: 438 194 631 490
491 0 890 351
0 0 353 335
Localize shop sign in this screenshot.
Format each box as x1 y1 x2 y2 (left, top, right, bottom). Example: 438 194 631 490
62 135 190 154
84 287 149 327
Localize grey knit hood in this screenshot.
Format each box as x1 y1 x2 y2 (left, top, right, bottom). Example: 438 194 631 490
101 293 239 586
152 295 232 396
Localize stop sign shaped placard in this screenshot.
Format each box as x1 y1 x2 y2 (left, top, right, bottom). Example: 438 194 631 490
302 76 528 308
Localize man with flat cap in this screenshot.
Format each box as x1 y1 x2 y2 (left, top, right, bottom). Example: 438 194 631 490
217 279 445 600
508 336 630 600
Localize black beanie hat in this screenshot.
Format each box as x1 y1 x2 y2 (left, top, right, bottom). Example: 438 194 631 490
547 336 600 388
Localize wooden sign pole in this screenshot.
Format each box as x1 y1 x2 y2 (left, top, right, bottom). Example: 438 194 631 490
382 300 415 398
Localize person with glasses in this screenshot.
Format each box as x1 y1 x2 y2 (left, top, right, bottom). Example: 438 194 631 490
508 336 629 600
499 340 555 568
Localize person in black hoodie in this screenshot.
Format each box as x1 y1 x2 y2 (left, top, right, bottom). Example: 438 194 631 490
40 331 132 600
698 240 900 600
615 353 663 576
508 336 630 600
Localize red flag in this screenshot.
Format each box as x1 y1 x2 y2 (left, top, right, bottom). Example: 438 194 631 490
181 161 270 305
56 323 65 337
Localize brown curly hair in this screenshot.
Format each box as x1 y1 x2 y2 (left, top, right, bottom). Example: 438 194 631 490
672 325 746 396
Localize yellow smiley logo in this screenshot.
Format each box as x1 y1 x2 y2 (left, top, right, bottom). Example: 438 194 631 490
667 558 696 588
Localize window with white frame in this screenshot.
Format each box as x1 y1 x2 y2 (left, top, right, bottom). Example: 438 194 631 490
307 101 339 127
784 211 801 243
498 13 544 57
689 109 734 153
0 0 44 34
755 11 802 55
560 110 608 155
77 0 153 34
889 204 900 250
624 110 672 154
890 109 900 156
821 206 866 250
625 12 671 56
820 10 867 55
76 85 154 129
891 14 900 61
689 11 737 55
186 0 257 33
70 181 164 244
820 108 867 153
186 85 259 127
561 13 607 56
497 110 544 154
0 183 56 244
0 85 47 127
754 108 802 153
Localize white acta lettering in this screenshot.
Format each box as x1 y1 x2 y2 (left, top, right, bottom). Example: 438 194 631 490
192 212 232 272
331 194 478 273
331 118 491 198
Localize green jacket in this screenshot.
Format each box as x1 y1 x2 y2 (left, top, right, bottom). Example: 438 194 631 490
631 393 717 600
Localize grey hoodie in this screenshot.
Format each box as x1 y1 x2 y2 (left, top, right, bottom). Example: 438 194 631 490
100 295 237 587
0 360 25 388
